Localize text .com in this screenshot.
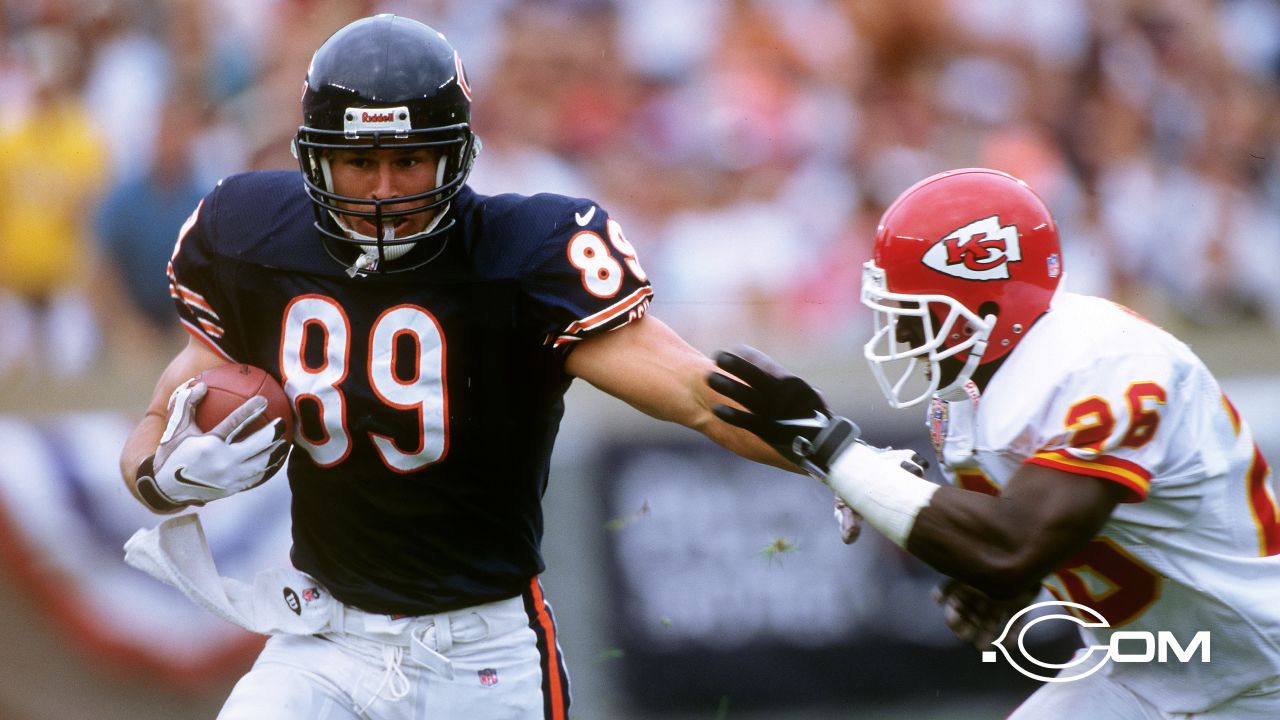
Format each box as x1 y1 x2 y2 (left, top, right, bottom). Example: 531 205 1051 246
981 600 1211 683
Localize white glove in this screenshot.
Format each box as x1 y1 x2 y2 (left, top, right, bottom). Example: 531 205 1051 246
876 446 929 478
135 380 289 512
830 446 926 545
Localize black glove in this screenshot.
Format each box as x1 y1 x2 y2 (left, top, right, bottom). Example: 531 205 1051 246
708 346 860 474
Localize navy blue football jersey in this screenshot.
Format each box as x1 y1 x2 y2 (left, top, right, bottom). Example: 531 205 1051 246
167 170 652 614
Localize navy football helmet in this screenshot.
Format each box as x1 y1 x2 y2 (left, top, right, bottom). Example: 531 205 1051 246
294 14 479 274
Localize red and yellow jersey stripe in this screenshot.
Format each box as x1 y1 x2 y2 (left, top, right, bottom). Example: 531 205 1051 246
1026 448 1152 502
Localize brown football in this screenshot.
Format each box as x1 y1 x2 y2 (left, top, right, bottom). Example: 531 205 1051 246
191 363 294 440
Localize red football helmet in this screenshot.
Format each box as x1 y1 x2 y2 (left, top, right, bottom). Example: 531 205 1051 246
861 168 1062 408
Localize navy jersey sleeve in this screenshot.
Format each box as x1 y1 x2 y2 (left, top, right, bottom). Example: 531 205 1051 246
165 182 243 361
517 197 654 351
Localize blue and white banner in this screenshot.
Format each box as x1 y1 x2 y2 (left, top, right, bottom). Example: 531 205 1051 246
0 412 293 689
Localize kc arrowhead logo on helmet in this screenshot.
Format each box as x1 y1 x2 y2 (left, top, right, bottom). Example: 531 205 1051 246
860 168 1063 408
922 215 1022 281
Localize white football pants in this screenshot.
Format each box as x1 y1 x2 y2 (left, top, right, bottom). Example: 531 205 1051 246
217 580 570 720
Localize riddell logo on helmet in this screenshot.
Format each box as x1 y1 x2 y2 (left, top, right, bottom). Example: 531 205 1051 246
922 215 1022 281
343 105 413 135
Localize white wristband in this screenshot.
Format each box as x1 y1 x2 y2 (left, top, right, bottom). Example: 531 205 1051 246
823 442 939 548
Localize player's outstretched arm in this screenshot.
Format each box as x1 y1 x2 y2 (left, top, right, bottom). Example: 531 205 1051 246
708 346 1125 599
907 466 1124 598
563 316 798 472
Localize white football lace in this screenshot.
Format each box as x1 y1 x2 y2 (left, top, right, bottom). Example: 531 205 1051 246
355 643 411 714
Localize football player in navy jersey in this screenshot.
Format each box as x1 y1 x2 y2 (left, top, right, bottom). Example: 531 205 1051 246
117 14 788 720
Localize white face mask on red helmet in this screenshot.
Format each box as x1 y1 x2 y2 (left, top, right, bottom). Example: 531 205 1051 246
861 168 1063 409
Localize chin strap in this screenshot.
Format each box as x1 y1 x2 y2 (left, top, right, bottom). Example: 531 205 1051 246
934 314 994 400
347 255 373 278
343 202 452 277
346 228 390 277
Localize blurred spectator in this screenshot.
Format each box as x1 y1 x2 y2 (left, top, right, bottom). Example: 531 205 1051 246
465 3 597 198
1 0 1277 380
0 3 1278 717
93 93 207 340
80 0 172 182
0 26 107 380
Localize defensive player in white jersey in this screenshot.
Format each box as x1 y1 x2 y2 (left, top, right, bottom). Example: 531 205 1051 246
708 168 1280 718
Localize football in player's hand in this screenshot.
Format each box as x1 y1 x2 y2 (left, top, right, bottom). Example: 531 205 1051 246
191 363 294 440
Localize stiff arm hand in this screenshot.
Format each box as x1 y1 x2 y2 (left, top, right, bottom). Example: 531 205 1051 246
708 347 935 547
707 347 861 475
134 380 289 512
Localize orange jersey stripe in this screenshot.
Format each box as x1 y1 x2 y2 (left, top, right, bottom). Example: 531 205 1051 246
1027 449 1151 501
955 469 999 496
558 286 653 337
180 321 233 362
170 198 204 260
529 579 567 720
1247 447 1280 556
196 317 225 339
177 285 218 318
1222 393 1242 436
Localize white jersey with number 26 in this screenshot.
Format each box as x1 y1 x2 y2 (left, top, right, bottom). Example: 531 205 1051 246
929 292 1280 714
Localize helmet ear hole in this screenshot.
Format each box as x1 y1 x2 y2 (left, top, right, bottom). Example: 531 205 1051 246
868 168 1061 366
973 301 999 340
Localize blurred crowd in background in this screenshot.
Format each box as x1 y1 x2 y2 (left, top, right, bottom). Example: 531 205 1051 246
1 0 1279 383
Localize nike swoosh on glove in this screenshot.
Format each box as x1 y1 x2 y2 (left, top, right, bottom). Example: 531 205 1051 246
135 380 290 512
708 346 860 474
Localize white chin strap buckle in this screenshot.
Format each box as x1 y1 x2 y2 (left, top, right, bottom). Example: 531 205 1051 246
348 253 375 277
347 224 395 277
